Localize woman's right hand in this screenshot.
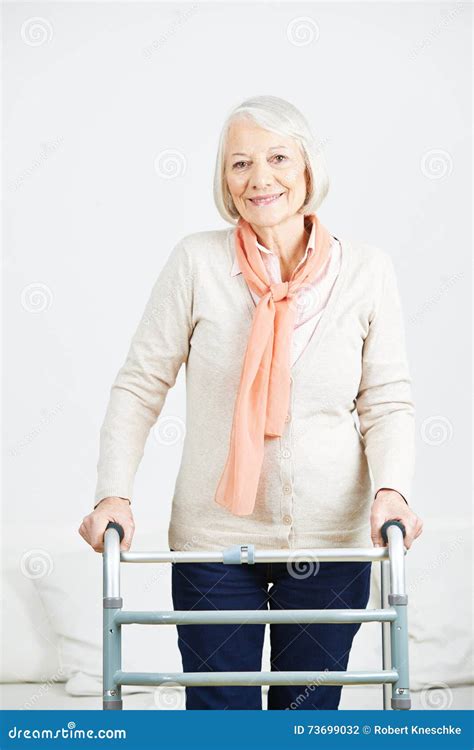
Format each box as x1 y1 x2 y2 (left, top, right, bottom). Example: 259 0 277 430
78 496 135 553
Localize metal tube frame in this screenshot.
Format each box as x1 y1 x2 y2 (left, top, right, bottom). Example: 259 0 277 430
102 529 410 710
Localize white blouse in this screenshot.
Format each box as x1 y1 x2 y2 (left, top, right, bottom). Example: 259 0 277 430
230 227 342 368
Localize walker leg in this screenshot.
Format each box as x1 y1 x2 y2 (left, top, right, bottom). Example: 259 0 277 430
102 526 123 709
103 603 123 709
383 523 411 710
389 595 411 710
380 559 392 710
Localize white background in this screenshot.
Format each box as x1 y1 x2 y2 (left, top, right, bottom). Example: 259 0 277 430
2 0 472 710
3 2 471 541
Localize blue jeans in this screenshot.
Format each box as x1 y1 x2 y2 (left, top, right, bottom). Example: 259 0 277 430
170 551 371 710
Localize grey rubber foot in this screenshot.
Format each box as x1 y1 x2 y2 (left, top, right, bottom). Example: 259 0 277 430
103 699 123 710
391 697 411 710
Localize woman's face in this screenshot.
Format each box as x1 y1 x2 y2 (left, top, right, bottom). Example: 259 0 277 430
224 118 308 227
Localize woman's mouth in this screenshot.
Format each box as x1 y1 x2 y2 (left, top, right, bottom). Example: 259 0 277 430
248 192 285 207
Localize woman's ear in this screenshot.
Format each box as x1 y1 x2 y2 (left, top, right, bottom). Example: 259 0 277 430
304 165 312 201
297 168 311 215
224 182 237 219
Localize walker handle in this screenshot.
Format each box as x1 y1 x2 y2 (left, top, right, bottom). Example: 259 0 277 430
380 519 406 544
105 521 125 542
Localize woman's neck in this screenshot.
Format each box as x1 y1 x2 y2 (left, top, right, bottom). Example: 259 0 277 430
251 213 311 282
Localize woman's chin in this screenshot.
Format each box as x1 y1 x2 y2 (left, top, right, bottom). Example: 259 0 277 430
241 205 291 227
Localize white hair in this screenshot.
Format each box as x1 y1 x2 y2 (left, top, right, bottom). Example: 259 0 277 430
213 95 330 225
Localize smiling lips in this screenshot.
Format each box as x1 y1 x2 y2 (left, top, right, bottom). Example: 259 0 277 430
248 192 284 206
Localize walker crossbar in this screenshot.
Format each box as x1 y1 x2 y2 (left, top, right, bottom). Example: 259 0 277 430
114 608 397 625
102 520 411 711
113 670 399 687
120 548 397 563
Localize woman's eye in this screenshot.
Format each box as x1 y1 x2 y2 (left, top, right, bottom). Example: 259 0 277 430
232 155 287 169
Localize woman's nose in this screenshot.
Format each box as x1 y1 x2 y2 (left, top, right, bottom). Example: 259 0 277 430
249 161 274 188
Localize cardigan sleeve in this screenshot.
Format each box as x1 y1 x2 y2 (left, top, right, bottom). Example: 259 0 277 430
355 252 416 506
93 238 194 508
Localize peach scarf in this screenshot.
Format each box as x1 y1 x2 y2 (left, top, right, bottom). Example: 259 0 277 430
214 213 333 516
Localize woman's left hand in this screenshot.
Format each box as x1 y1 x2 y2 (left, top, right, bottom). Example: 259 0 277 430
370 489 423 550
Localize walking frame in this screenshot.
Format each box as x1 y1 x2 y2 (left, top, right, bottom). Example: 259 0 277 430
102 519 410 711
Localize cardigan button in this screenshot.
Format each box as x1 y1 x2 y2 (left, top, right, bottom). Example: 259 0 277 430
281 448 291 459
282 514 292 525
283 484 292 494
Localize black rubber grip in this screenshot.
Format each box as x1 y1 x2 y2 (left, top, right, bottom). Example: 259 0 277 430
105 521 125 542
380 519 406 544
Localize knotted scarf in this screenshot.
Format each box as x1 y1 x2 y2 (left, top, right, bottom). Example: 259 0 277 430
214 213 333 516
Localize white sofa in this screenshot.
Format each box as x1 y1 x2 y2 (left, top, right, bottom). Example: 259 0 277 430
1 517 472 710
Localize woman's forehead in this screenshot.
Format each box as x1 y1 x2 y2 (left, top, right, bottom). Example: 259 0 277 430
225 121 297 155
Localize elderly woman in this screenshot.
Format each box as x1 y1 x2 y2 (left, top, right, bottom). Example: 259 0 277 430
79 95 423 710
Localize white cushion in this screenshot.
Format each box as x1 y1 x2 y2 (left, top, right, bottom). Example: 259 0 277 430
0 572 60 683
32 529 178 696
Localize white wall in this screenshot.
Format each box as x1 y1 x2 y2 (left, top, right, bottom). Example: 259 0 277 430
3 1 471 544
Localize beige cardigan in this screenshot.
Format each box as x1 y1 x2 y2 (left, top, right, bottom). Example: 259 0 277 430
94 227 416 551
